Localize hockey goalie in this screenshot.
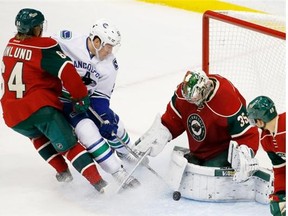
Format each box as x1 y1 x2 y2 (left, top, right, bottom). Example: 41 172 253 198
133 69 273 204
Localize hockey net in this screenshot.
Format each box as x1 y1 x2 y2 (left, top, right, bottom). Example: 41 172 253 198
202 10 286 113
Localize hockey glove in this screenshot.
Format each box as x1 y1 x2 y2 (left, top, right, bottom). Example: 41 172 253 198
99 112 119 140
134 114 172 157
270 192 286 216
228 141 259 182
73 95 90 113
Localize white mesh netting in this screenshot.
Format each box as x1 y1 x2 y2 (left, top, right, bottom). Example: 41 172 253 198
203 11 286 113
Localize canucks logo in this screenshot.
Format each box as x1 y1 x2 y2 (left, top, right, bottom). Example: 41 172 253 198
60 30 72 39
187 114 206 142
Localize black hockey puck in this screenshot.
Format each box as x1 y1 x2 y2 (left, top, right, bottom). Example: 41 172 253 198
173 191 181 201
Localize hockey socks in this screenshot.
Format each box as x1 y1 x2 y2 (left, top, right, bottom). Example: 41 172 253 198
63 142 102 186
31 136 68 173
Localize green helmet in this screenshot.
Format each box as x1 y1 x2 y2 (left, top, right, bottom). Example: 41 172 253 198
15 8 45 34
247 96 277 123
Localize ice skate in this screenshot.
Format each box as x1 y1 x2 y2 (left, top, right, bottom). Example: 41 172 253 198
56 169 73 182
112 165 140 189
93 178 108 193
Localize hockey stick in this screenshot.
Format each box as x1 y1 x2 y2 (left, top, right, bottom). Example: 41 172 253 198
116 147 151 193
88 106 164 180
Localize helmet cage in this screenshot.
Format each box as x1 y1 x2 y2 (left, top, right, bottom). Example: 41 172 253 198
182 70 211 106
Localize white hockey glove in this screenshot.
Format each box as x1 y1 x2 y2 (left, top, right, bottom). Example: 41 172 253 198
134 114 172 157
228 141 259 183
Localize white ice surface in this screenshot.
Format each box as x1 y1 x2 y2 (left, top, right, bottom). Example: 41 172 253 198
0 0 285 215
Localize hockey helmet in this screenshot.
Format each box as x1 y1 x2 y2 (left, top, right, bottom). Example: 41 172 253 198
182 69 212 106
89 18 121 47
247 96 277 124
15 8 45 34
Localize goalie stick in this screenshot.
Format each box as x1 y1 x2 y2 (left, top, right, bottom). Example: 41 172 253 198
88 107 164 181
116 147 151 193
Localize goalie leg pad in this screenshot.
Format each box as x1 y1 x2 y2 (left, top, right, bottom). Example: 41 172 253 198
166 146 188 191
167 146 273 204
253 168 274 204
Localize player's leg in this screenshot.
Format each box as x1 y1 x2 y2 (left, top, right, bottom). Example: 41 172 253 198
202 150 231 167
64 102 140 188
33 107 106 192
12 114 72 182
75 118 140 188
31 136 72 182
106 120 145 165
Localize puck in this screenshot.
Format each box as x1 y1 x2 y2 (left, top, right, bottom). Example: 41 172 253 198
173 191 181 201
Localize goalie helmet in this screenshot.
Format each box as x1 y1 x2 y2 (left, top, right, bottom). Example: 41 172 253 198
15 8 45 34
247 96 277 124
89 18 121 47
181 69 213 106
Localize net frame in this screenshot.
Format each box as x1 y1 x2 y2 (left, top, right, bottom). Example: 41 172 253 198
202 10 286 112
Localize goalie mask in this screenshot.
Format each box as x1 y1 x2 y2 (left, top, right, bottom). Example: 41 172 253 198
182 70 213 106
247 96 277 125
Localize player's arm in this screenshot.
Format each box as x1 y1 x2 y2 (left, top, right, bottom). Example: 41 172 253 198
41 43 89 111
267 151 286 193
227 105 260 182
228 104 260 152
89 96 119 140
268 160 286 216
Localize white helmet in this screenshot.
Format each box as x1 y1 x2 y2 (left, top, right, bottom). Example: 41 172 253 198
89 18 121 47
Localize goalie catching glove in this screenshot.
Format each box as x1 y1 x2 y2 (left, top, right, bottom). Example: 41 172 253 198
134 114 172 157
228 141 259 183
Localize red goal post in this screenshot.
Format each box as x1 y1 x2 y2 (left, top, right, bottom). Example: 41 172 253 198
202 10 286 112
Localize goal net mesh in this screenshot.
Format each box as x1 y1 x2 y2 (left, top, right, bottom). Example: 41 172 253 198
202 11 286 113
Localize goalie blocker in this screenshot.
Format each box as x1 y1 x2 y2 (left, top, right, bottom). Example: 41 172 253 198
166 146 273 204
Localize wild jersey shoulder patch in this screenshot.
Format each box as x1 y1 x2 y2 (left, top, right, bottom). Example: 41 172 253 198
113 58 119 70
60 30 72 39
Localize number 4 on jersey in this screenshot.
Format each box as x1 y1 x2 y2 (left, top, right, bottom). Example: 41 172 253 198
2 61 26 98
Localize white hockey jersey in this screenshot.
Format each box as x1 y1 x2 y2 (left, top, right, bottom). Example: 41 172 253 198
53 30 119 100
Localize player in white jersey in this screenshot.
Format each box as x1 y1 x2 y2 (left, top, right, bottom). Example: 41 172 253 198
53 19 140 188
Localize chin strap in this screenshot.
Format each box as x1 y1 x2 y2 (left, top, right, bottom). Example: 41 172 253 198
90 37 102 60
